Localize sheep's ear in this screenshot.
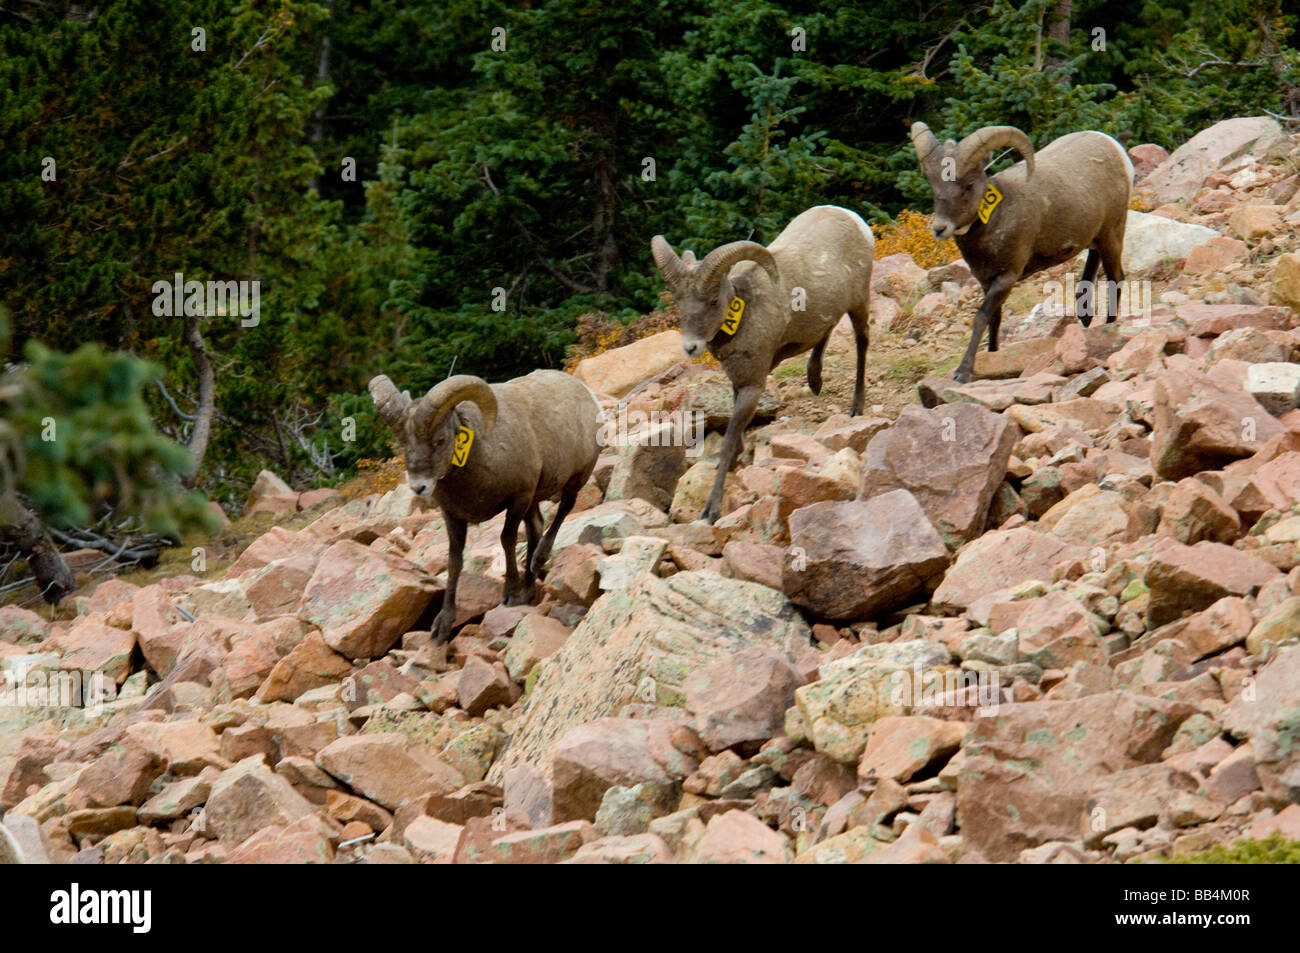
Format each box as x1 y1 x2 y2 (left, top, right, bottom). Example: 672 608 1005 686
369 375 412 429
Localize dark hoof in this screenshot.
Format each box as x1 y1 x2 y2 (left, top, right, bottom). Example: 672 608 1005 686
952 369 972 385
503 585 536 607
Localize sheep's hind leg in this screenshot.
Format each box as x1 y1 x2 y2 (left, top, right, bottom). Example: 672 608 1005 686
523 504 544 590
433 514 467 644
530 474 584 578
702 383 761 523
501 499 534 605
806 332 830 396
1076 251 1101 327
1098 240 1126 324
848 307 870 416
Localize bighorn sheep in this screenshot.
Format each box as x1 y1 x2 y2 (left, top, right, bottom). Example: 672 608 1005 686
369 370 603 643
910 123 1133 383
651 205 875 523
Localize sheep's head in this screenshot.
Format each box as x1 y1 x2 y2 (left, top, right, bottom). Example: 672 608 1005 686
651 236 779 357
369 374 498 498
911 122 1035 240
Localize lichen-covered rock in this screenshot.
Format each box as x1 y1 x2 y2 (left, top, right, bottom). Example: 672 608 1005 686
487 571 810 783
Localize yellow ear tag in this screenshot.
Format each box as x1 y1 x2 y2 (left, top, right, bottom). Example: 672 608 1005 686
721 296 745 335
977 183 1003 224
451 425 474 467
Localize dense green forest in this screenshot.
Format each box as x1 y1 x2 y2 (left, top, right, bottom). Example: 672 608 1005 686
1 0 1296 526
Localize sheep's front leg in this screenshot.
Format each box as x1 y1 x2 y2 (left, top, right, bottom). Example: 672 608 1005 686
501 499 533 606
433 514 467 644
701 383 761 523
954 274 1017 384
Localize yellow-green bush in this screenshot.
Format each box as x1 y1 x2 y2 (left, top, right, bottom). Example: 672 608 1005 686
873 209 960 269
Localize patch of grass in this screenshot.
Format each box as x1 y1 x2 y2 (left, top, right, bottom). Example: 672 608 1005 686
774 359 809 381
1166 835 1300 864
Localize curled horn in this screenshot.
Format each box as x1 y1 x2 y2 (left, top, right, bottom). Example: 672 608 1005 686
651 235 687 289
369 375 412 428
414 374 498 438
696 241 779 291
957 125 1035 179
910 121 945 176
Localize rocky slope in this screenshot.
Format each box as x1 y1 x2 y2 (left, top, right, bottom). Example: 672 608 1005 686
3 115 1300 865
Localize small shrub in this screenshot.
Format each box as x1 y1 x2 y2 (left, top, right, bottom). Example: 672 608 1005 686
1167 835 1300 865
873 209 960 269
341 455 406 501
564 296 715 369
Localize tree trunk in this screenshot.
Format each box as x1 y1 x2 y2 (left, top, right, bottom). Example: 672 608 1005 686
590 150 619 293
1045 0 1072 78
182 312 215 483
0 494 75 604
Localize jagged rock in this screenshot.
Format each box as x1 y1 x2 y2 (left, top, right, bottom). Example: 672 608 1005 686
692 810 790 864
316 735 463 811
204 756 317 844
503 614 571 682
605 422 689 512
1144 539 1281 627
859 403 1017 548
931 528 1086 612
566 832 673 864
1245 362 1300 416
1150 367 1284 479
857 715 967 782
298 541 439 659
244 469 298 518
550 718 690 823
1117 210 1219 273
255 630 351 703
783 491 949 620
958 692 1194 862
683 645 802 752
573 330 683 398
1272 252 1300 310
488 571 810 783
1141 116 1285 205
1082 763 1199 846
794 640 954 763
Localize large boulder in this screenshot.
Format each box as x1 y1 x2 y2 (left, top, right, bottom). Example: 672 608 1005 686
794 640 956 763
1115 210 1218 273
783 491 949 620
487 571 810 783
958 692 1195 862
930 527 1087 612
573 330 684 399
297 541 439 659
550 718 693 822
1150 367 1283 480
315 735 464 811
683 645 802 752
1144 539 1281 628
858 403 1017 548
1140 116 1285 205
204 756 317 844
